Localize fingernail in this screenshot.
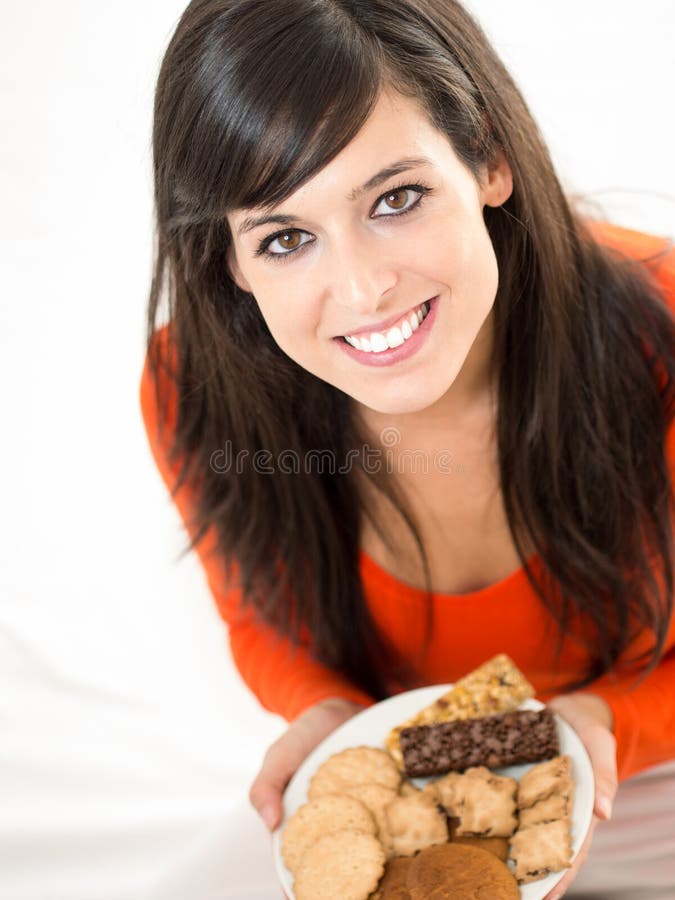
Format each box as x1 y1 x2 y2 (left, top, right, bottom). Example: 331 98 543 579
261 802 278 831
597 796 613 820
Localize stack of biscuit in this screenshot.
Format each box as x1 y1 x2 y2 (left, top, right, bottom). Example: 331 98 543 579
509 755 575 883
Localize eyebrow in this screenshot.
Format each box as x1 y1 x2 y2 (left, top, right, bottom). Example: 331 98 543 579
235 156 433 237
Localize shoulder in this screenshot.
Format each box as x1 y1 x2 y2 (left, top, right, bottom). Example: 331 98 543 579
586 219 675 314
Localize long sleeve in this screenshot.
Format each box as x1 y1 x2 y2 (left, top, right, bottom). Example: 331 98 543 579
139 339 374 721
583 633 675 781
581 364 675 781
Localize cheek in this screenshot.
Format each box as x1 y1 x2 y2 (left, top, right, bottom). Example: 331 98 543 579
255 290 324 357
437 217 498 307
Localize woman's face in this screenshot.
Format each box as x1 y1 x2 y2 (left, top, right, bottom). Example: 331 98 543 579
227 90 512 419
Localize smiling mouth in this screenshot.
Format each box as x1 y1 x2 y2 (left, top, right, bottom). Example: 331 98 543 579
339 300 431 353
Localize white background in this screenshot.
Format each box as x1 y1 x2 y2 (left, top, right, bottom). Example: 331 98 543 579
1 2 673 898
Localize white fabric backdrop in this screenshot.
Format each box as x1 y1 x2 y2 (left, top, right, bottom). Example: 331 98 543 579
1 1 673 898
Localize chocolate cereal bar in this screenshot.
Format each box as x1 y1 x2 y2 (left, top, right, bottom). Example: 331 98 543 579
385 655 535 769
399 708 559 778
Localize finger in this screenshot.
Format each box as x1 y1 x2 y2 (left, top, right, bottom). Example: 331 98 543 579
580 722 618 820
249 739 303 831
542 815 598 900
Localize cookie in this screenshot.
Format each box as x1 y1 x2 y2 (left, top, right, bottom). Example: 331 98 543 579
435 766 517 838
281 793 376 874
517 754 573 810
407 842 520 899
399 708 559 777
343 783 398 857
518 791 572 829
294 829 385 900
452 835 510 862
385 791 449 857
369 856 412 899
509 818 573 883
308 747 401 800
386 655 535 768
398 780 421 798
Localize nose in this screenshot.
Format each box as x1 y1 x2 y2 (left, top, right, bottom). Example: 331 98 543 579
329 232 398 315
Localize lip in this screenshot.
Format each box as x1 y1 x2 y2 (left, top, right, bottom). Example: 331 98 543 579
337 300 428 339
333 296 439 367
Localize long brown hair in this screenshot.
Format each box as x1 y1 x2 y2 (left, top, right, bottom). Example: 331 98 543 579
146 0 674 699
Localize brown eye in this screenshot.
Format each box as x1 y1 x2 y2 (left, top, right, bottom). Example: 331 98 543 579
278 231 301 250
372 184 429 218
384 189 409 210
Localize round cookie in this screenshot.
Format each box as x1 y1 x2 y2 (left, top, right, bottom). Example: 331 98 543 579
342 782 398 856
308 747 401 799
407 843 520 899
281 793 376 874
294 829 385 900
371 856 413 899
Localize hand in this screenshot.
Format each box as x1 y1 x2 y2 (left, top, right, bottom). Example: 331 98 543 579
543 692 618 899
249 697 366 832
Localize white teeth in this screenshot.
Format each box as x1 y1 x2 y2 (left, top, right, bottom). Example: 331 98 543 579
344 300 431 352
370 333 388 352
385 326 404 348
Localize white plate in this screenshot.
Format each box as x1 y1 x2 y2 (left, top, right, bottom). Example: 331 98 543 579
273 685 595 899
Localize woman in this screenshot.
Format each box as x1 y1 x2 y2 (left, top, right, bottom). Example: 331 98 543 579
141 0 675 895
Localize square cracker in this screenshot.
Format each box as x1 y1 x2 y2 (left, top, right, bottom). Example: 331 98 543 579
519 791 573 829
509 819 573 883
517 754 573 810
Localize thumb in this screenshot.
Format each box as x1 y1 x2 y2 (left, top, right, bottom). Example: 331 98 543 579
549 693 618 821
249 736 304 832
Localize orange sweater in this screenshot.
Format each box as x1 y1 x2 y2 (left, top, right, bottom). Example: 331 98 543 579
140 222 675 782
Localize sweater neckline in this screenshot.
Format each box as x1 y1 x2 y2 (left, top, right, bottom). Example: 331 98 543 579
358 546 540 600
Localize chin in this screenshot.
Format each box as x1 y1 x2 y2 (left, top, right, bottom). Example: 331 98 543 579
355 380 453 417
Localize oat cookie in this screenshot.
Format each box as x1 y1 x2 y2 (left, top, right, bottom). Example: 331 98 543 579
518 754 573 809
407 842 520 899
294 829 385 900
385 791 449 857
281 792 376 874
509 818 573 883
308 747 401 800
